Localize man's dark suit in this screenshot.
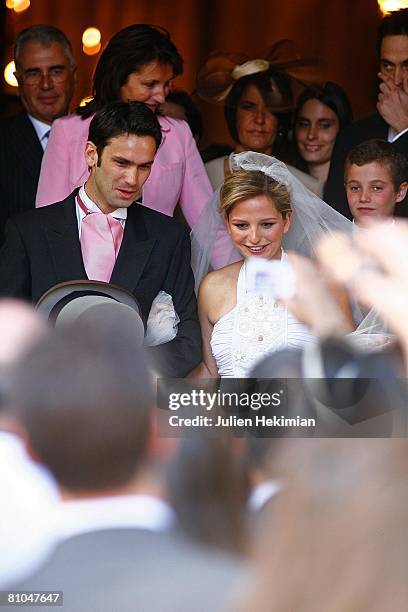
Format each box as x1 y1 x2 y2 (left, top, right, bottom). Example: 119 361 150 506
0 191 202 376
10 529 244 612
0 112 43 241
324 113 408 219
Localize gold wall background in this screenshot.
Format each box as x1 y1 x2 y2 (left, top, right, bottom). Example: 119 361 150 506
3 0 382 148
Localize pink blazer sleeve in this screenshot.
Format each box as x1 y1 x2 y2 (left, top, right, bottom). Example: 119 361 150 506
176 121 213 228
141 116 213 225
36 115 90 208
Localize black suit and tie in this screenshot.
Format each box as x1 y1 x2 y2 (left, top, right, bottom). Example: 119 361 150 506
0 112 44 242
324 113 408 219
0 190 202 376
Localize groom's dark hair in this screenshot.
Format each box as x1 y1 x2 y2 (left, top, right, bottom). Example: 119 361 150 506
88 100 162 162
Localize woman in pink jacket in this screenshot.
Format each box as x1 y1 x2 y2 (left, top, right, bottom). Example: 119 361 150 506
36 24 212 228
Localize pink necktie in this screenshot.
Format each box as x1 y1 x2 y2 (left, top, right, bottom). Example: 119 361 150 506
77 194 124 283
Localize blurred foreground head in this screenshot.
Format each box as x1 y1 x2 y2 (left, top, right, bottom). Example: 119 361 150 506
10 321 153 494
241 438 408 611
0 299 47 412
167 434 249 555
0 299 47 370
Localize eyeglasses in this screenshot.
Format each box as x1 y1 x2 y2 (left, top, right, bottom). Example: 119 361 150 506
19 66 72 85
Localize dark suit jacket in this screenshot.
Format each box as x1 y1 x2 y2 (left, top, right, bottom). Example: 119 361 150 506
0 112 43 242
0 191 202 376
324 113 408 218
10 528 244 612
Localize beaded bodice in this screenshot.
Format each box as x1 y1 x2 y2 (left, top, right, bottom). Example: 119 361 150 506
211 257 315 377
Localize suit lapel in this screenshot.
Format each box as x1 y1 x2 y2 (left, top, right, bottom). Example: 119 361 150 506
372 114 389 139
10 113 44 181
110 204 156 292
43 192 88 282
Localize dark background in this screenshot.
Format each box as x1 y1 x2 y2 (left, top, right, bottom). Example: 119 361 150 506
1 0 383 148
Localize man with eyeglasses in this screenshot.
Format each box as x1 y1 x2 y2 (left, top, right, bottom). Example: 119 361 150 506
0 25 76 240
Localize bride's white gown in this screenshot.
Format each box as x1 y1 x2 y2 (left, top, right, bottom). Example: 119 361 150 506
211 258 316 377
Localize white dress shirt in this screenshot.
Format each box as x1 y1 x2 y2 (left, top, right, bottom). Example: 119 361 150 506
352 217 396 231
247 480 281 513
0 432 58 586
27 115 51 151
54 494 176 543
388 125 408 143
76 184 127 237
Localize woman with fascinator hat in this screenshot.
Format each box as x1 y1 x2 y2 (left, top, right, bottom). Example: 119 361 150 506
197 41 323 197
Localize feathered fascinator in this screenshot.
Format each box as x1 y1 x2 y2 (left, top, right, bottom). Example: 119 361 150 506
196 39 321 110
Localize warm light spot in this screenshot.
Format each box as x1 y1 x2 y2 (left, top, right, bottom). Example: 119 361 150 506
12 0 30 12
6 0 16 8
4 61 18 87
377 0 408 14
79 95 93 107
82 27 101 47
83 43 101 56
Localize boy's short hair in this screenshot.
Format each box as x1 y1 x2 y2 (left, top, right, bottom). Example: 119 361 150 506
345 139 408 190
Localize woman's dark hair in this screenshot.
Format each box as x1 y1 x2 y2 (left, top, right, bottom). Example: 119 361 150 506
78 24 183 118
164 89 203 141
291 81 353 173
224 69 293 156
88 100 162 161
295 81 353 131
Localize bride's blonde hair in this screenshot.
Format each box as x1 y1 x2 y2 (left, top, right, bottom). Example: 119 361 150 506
219 169 291 218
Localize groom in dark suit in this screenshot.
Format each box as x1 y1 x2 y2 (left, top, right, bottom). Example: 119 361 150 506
0 25 76 240
0 101 201 376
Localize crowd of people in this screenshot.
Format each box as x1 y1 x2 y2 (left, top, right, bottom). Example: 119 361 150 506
0 7 408 611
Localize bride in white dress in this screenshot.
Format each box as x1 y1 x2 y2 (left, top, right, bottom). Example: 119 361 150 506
193 157 355 378
189 152 390 378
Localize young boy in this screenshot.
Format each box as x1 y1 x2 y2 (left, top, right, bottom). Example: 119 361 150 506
344 139 408 227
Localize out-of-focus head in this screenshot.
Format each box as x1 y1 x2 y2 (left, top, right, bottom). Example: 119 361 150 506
294 82 352 167
220 169 292 260
85 101 162 213
0 299 47 413
242 438 408 611
10 322 153 494
80 24 183 116
225 70 292 155
167 434 249 554
14 24 76 125
345 139 408 226
0 299 47 370
377 9 408 88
